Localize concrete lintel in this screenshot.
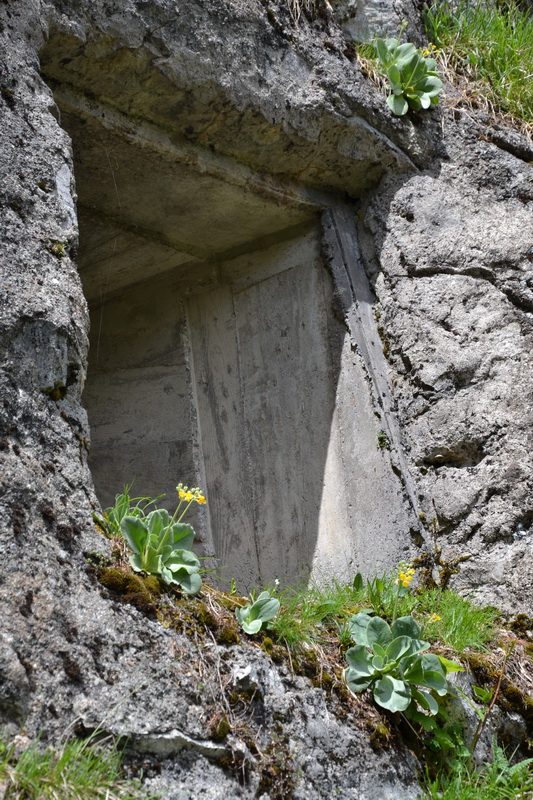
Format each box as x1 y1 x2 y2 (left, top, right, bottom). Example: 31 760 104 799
53 84 328 214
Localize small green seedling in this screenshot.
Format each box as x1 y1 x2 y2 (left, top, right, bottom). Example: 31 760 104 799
236 591 281 634
374 34 443 115
344 612 463 713
377 431 390 450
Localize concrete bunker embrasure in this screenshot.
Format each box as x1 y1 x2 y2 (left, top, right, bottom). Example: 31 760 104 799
40 34 419 590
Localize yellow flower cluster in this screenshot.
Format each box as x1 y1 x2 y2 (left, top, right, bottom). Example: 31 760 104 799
428 613 441 624
395 565 416 588
422 43 441 57
176 483 207 505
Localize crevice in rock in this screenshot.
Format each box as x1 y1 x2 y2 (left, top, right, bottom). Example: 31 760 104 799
421 441 487 470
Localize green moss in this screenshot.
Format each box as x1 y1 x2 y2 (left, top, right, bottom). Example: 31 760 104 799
261 636 275 655
98 568 161 614
209 714 231 742
312 670 334 691
369 721 392 750
193 602 218 629
509 614 533 636
216 624 240 646
256 736 298 800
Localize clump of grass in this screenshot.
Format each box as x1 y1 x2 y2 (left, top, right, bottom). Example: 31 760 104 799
413 589 499 653
421 740 533 799
0 734 151 800
425 0 533 128
266 571 498 654
268 577 366 649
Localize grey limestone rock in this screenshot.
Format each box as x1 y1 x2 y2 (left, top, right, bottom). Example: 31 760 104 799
0 0 532 796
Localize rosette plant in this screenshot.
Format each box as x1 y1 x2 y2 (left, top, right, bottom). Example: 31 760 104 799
344 612 462 714
374 34 443 115
235 591 281 634
120 484 206 595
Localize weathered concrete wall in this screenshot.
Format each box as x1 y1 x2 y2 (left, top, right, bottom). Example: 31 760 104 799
1 0 532 795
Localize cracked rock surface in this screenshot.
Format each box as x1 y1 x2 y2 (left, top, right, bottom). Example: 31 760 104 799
359 112 533 610
0 0 532 796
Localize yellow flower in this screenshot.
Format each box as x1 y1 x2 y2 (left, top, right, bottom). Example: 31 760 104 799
429 613 441 623
402 580 411 587
176 482 207 505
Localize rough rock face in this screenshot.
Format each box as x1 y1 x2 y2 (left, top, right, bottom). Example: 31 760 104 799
359 115 533 611
0 0 532 795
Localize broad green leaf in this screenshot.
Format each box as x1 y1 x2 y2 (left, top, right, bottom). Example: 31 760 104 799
394 43 418 70
161 545 173 561
172 570 202 595
404 638 431 657
424 57 437 71
239 617 262 634
129 553 144 572
388 64 401 84
387 94 408 115
345 669 373 692
438 656 465 675
385 635 413 662
121 516 148 555
146 508 171 539
397 49 419 73
346 645 374 676
235 606 250 624
367 617 393 649
420 94 432 109
371 641 387 658
421 653 446 675
402 656 425 684
251 594 280 622
170 522 195 551
376 38 393 66
374 675 412 712
473 685 492 704
412 687 439 715
372 655 386 671
420 670 447 696
165 549 200 574
352 572 364 592
348 612 373 646
141 545 163 574
418 75 443 96
391 616 421 639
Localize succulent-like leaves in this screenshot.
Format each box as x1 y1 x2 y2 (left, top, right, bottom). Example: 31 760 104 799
367 617 393 650
164 549 200 574
121 516 149 555
344 612 454 716
170 523 195 551
391 616 421 639
120 505 202 594
385 635 414 662
235 591 281 634
374 675 412 712
347 612 373 645
346 645 374 675
375 35 443 115
387 94 409 115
